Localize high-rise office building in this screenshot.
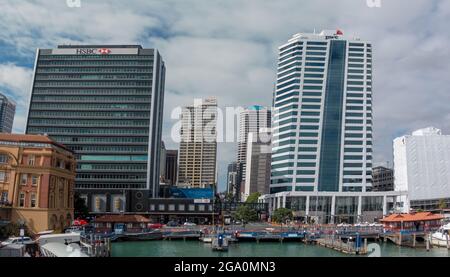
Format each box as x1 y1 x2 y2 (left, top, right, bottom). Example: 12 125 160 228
372 166 394 192
237 105 271 195
226 162 243 200
394 127 450 212
160 141 167 183
26 45 165 213
0 93 16 133
178 97 217 188
243 128 272 201
165 150 178 186
260 30 400 224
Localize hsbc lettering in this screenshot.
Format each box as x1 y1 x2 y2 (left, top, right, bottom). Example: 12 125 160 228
76 48 97 55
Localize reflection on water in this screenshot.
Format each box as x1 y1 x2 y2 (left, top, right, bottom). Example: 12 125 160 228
112 240 450 257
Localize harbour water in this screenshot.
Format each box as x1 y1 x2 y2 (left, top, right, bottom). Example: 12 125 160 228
112 240 450 257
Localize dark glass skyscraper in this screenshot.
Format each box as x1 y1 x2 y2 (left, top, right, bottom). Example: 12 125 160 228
26 45 165 213
0 92 16 133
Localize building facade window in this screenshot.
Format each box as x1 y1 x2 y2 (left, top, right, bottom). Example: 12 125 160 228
28 155 35 166
19 192 25 207
32 175 38 186
21 174 27 185
30 193 37 208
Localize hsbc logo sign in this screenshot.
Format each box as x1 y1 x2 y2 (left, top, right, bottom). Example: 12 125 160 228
76 48 111 55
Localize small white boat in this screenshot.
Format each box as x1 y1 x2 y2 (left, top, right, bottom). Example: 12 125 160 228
431 223 450 248
200 235 214 243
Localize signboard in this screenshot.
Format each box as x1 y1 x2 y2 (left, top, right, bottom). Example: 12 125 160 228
19 229 24 237
52 48 139 55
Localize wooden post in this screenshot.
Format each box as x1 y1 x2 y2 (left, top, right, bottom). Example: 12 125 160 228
446 234 449 250
413 233 416 248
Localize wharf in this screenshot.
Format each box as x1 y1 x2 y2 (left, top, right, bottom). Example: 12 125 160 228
315 237 368 255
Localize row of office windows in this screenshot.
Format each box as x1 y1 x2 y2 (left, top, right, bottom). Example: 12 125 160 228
38 60 152 66
27 127 149 135
77 174 146 180
31 95 151 102
29 111 150 118
30 103 150 110
35 74 151 80
33 81 152 86
78 163 147 171
36 67 152 73
52 136 148 144
69 145 148 152
32 88 151 95
28 119 149 127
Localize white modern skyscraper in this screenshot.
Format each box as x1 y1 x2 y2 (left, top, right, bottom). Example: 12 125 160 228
271 30 373 194
178 97 218 188
259 30 401 224
394 127 450 212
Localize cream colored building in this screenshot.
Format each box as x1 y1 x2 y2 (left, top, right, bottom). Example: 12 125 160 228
178 97 217 188
0 134 76 234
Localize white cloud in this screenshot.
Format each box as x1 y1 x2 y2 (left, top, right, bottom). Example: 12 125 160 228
0 63 33 133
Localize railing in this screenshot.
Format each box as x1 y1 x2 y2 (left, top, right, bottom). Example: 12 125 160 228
80 234 111 257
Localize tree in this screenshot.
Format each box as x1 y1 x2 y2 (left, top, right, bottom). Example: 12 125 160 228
74 192 89 219
225 192 235 203
233 205 258 224
245 192 261 203
272 208 293 224
438 199 447 211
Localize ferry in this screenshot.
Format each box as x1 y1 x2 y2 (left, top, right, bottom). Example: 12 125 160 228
431 223 450 248
36 232 111 257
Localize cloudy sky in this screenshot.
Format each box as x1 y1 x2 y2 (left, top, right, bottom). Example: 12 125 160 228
0 0 449 191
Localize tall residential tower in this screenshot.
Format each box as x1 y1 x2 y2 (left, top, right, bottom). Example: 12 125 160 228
178 97 217 188
26 45 165 213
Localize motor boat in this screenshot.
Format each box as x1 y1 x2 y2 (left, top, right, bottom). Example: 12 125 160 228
431 223 450 247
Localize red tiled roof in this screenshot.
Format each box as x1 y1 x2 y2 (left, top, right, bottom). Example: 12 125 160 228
380 212 444 223
0 133 71 152
94 214 150 223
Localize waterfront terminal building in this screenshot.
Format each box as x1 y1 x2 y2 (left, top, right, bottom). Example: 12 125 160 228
394 127 450 212
25 45 166 213
259 30 402 224
0 134 76 233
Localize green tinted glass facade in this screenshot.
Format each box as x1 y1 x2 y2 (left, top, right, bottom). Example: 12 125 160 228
26 45 165 212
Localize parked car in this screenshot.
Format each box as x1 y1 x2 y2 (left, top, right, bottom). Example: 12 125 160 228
0 237 33 247
183 222 196 226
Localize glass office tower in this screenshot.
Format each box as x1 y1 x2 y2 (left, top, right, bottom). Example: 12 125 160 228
0 92 16 133
26 45 165 213
259 30 401 224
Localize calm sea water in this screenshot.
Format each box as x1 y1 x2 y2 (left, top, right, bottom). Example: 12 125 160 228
111 240 450 257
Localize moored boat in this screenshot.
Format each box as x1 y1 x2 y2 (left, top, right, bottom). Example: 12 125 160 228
211 234 229 251
431 223 450 248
